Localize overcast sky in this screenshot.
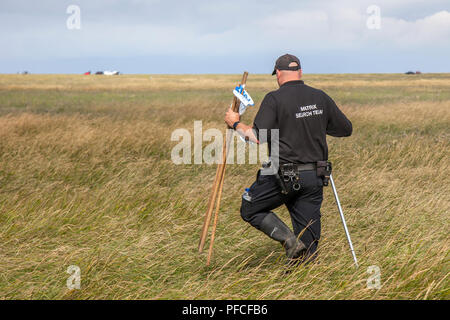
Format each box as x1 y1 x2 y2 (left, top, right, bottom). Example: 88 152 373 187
1 0 449 74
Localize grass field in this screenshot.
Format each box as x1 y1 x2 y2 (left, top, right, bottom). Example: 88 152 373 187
0 73 449 299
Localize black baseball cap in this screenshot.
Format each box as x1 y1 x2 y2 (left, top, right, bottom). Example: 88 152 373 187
272 54 301 75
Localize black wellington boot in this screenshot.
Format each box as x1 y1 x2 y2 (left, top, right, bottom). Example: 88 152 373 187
259 213 306 259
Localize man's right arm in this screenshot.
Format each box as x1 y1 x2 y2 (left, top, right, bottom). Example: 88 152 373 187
323 91 352 137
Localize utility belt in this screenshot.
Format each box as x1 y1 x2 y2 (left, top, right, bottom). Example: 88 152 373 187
263 161 332 194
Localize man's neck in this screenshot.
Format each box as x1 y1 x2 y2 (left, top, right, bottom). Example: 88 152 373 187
279 77 302 86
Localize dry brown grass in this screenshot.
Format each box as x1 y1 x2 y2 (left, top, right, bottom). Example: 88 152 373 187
0 73 448 299
2 73 449 91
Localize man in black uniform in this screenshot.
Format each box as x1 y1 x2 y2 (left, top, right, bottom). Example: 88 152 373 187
224 54 352 264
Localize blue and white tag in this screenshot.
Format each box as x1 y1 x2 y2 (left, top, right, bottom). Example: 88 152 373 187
233 84 254 115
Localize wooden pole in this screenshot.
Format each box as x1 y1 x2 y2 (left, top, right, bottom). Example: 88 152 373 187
206 164 226 265
198 148 224 252
198 71 248 260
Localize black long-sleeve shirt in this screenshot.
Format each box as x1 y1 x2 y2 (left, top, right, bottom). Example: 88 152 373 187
253 80 352 164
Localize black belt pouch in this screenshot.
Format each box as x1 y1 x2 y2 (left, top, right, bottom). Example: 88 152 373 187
316 161 332 186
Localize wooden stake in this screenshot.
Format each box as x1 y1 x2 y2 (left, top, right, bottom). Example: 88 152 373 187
206 163 226 265
198 71 248 260
198 153 223 252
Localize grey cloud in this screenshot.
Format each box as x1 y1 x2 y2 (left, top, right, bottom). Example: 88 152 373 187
0 0 449 73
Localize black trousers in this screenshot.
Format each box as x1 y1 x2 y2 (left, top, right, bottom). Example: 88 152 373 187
240 169 323 254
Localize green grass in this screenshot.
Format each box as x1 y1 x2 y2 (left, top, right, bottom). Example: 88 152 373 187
0 73 449 299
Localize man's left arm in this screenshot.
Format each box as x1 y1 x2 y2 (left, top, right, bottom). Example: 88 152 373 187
224 93 278 144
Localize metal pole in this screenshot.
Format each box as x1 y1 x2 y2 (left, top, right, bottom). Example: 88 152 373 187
329 174 359 268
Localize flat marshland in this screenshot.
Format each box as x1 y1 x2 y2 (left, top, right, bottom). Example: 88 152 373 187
0 73 448 299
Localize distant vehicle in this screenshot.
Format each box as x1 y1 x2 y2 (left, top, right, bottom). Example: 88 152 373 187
405 70 422 75
93 70 120 75
103 70 120 76
84 71 91 75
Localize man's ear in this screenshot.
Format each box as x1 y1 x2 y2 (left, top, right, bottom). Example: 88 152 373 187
299 69 303 78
